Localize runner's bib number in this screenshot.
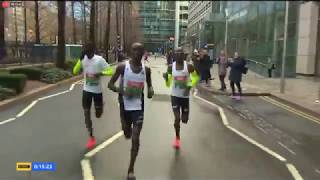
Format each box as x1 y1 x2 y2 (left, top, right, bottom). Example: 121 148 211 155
86 73 99 86
125 80 144 97
174 76 187 89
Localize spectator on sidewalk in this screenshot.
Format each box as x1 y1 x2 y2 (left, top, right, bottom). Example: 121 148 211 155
166 48 174 65
199 48 212 86
267 57 276 78
216 50 228 91
228 51 246 100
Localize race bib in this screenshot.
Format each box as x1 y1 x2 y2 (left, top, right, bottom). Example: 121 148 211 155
125 80 144 97
86 73 99 86
174 76 187 89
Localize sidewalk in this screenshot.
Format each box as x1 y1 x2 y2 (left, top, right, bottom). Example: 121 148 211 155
207 64 320 115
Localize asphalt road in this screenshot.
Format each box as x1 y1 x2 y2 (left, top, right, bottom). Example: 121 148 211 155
0 57 318 180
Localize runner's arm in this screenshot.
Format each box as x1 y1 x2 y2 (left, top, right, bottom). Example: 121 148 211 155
72 59 82 75
108 64 125 93
145 67 154 98
163 65 173 88
187 64 200 88
97 57 114 77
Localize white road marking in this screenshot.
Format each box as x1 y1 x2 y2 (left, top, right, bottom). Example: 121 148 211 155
16 100 38 118
278 142 296 155
37 90 70 101
85 131 124 158
315 169 320 175
256 126 268 134
286 163 303 180
0 118 16 125
81 159 94 180
0 80 83 126
193 92 304 180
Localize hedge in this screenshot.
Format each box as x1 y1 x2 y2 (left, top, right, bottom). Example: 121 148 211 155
40 68 72 84
0 86 16 101
0 73 27 93
10 67 44 80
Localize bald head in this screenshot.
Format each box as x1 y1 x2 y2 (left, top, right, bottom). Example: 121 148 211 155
131 42 144 63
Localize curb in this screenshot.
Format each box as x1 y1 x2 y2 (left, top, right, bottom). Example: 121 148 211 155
269 94 320 119
197 85 271 96
0 75 83 111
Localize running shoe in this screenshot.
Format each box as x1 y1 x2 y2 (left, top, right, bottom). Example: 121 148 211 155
86 137 96 150
173 138 181 149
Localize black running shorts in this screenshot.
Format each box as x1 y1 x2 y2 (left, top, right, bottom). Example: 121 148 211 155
82 90 103 110
171 96 190 123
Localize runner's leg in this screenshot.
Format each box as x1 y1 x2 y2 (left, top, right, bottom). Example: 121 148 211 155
93 93 103 118
171 96 181 139
128 117 143 175
181 97 190 124
82 91 93 137
119 95 132 139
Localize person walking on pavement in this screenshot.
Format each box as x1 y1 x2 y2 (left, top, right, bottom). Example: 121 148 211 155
191 49 200 74
108 42 154 180
72 42 114 150
267 57 276 78
166 48 174 65
163 47 200 149
199 48 212 86
228 51 246 100
216 50 228 91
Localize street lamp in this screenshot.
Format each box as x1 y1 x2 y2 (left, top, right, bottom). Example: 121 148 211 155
224 8 229 54
280 1 289 94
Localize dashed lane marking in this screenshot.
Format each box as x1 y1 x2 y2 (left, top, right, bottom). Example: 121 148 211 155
81 159 94 180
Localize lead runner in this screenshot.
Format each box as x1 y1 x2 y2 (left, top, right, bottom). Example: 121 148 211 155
108 42 154 180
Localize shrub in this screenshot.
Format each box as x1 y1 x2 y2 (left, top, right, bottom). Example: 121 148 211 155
0 69 9 74
65 59 77 71
0 86 17 101
40 68 72 84
10 67 44 80
0 73 27 93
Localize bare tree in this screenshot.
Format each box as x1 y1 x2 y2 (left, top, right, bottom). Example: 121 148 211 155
116 1 119 48
82 1 87 43
0 0 6 60
57 0 66 68
71 1 76 44
122 1 126 53
14 8 18 46
104 1 111 61
35 0 40 43
89 0 96 44
24 6 27 58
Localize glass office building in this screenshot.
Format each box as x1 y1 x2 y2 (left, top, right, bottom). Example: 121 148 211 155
138 1 176 52
196 1 320 77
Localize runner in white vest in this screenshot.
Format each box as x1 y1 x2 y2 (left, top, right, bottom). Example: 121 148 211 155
108 43 154 180
73 42 113 150
163 47 200 149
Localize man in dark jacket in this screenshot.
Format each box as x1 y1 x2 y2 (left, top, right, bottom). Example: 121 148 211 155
228 51 246 100
199 49 211 86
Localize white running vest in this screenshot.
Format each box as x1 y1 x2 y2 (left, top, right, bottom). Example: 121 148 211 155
171 61 190 98
121 61 146 111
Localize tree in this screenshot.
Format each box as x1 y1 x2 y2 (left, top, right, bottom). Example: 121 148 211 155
115 1 119 48
35 0 40 43
89 0 96 44
104 1 111 61
57 0 65 69
24 6 27 58
71 1 76 44
0 0 6 60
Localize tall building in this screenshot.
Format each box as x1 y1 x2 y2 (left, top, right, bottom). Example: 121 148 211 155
174 1 188 49
187 1 213 50
204 1 320 77
138 1 176 52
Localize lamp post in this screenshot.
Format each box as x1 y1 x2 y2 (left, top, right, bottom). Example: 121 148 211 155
280 1 289 93
224 8 229 54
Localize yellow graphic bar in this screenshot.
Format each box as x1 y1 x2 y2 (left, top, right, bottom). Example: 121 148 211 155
16 162 32 171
